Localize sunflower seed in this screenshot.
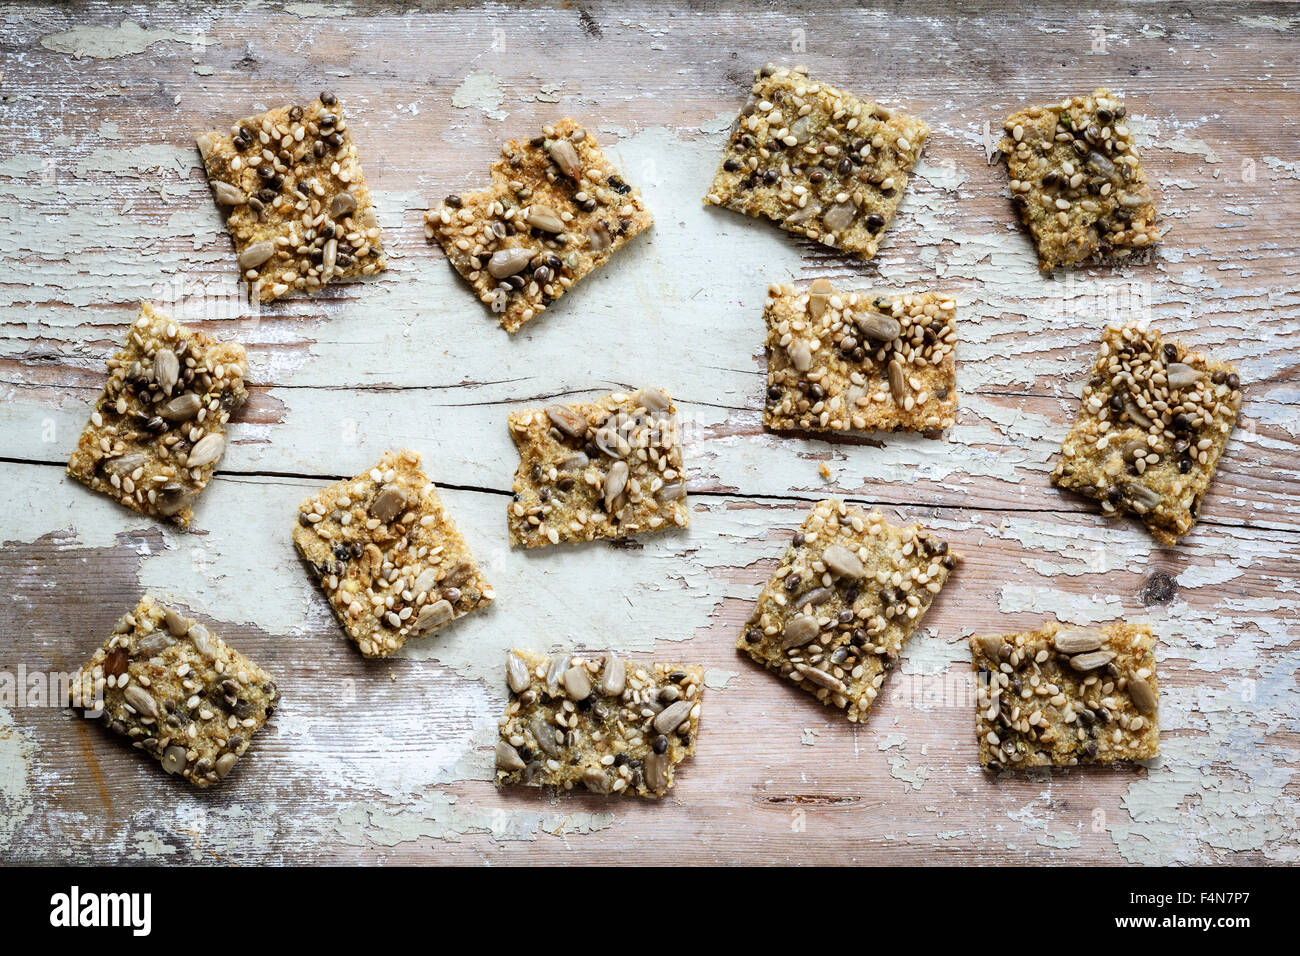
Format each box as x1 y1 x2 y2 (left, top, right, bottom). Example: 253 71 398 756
525 204 565 233
487 247 533 278
1123 399 1153 429
1165 363 1201 390
1069 650 1116 671
562 665 592 700
644 752 670 793
658 481 686 501
796 664 847 694
415 599 453 632
653 700 693 734
163 607 188 636
593 426 628 458
495 740 526 772
781 614 821 649
211 181 247 205
799 587 834 608
634 388 670 413
546 405 587 439
976 635 1002 659
888 359 907 402
1125 483 1162 512
578 768 610 793
215 752 239 779
1053 627 1104 654
322 237 338 277
370 485 407 522
186 433 225 468
160 392 202 422
1127 674 1157 715
855 310 901 342
599 657 626 696
822 544 866 579
187 624 218 659
603 460 629 510
586 221 612 251
807 278 833 319
124 685 159 719
784 203 819 226
546 138 582 178
788 339 813 372
411 568 438 596
238 240 275 270
153 348 179 393
506 652 531 694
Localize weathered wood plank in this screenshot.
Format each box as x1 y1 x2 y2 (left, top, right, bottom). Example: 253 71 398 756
0 0 1297 865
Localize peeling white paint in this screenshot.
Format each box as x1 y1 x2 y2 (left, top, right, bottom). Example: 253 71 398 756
40 20 213 60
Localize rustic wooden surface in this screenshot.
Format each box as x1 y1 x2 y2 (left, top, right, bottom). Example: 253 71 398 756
1 0 1297 865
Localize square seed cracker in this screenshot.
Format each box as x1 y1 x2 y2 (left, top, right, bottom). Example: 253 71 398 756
764 281 957 435
197 91 387 302
426 117 653 333
292 449 493 658
705 64 928 259
737 499 958 722
66 302 247 528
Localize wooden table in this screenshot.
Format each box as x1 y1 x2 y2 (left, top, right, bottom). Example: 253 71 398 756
1 0 1296 865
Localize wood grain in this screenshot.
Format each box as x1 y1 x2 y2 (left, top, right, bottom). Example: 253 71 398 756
0 0 1297 865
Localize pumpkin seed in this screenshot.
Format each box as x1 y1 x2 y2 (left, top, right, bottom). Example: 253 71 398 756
821 201 857 233
530 716 561 757
329 192 357 219
161 745 187 775
369 485 407 522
